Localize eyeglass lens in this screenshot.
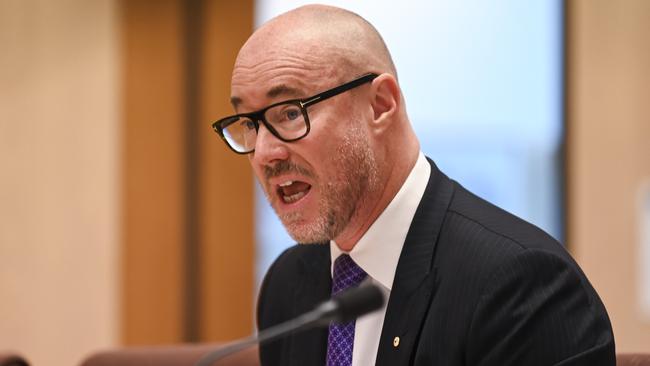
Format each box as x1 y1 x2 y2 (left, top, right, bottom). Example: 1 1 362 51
221 102 307 153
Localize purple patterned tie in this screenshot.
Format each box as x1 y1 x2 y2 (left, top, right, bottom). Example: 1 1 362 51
326 254 367 366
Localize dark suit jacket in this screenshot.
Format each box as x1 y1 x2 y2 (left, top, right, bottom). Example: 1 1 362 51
257 159 615 366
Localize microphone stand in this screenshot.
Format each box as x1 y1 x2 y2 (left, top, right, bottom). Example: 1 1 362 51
194 284 383 366
195 302 334 366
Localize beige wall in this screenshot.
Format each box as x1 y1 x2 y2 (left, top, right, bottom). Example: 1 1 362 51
567 0 650 352
0 0 120 365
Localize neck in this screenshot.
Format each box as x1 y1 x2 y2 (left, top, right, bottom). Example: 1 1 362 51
333 147 419 252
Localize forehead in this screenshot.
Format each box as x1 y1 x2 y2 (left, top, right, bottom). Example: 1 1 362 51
230 42 340 111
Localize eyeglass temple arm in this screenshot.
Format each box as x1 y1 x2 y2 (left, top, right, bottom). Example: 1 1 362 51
300 73 379 108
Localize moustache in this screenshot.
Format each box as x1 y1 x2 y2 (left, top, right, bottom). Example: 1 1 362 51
263 160 314 180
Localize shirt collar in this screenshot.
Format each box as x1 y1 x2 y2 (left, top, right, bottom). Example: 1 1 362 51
331 152 431 290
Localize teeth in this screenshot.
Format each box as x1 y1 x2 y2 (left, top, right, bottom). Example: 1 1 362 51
279 181 293 187
282 191 306 203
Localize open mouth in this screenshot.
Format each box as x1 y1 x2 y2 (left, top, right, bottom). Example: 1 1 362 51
277 180 312 204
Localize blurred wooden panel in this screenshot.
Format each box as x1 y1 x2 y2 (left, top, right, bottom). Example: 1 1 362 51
197 0 256 341
121 0 187 344
121 0 255 344
566 0 650 352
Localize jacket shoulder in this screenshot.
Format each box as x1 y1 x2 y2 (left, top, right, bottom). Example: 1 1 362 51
446 182 564 255
435 182 581 296
257 243 330 329
256 244 330 366
421 182 614 365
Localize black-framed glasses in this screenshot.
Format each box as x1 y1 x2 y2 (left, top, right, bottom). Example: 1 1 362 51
211 73 379 154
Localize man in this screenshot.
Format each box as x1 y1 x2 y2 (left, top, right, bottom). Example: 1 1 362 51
212 4 615 366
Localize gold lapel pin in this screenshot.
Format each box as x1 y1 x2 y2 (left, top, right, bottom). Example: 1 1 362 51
393 336 400 348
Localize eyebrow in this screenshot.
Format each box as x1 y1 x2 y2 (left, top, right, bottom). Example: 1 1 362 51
267 84 303 100
230 96 243 108
230 84 305 109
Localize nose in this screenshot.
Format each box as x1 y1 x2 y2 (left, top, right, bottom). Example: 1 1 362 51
250 122 289 166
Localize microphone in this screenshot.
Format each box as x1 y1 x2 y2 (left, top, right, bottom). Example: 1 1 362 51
195 284 384 366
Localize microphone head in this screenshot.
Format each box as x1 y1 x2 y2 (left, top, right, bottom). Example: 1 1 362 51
331 284 384 323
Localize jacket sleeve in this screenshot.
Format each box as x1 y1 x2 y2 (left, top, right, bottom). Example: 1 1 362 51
465 249 615 366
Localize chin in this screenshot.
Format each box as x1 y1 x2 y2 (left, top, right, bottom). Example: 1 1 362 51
283 221 329 244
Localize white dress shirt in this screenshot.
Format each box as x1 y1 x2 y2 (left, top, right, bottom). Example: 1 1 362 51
330 152 431 366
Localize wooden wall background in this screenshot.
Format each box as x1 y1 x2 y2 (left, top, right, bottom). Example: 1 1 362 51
120 0 255 344
566 0 650 352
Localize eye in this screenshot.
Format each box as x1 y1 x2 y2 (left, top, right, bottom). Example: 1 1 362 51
240 119 256 131
266 104 303 125
285 108 300 121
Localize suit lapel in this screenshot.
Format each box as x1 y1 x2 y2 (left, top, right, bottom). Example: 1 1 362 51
287 244 331 366
375 159 454 366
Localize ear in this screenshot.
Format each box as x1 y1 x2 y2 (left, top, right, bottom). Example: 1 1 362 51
368 73 400 133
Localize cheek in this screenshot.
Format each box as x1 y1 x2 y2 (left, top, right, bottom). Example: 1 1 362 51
298 142 335 176
310 124 357 164
303 119 349 154
309 144 347 184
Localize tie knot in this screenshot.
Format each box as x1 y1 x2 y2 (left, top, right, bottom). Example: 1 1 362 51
332 254 367 295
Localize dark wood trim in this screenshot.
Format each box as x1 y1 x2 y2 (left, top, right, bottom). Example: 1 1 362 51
183 0 203 343
196 0 256 341
120 0 255 344
120 0 188 344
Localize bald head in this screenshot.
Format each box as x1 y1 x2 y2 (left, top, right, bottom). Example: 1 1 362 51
230 5 420 249
235 5 397 84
